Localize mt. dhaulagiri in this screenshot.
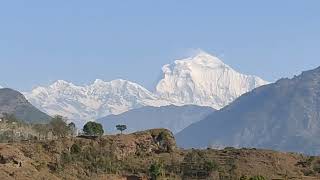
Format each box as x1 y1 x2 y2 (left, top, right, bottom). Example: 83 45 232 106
25 50 268 124
0 88 51 123
156 51 269 109
176 66 320 155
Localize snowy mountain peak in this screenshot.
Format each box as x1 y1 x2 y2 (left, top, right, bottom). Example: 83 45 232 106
93 79 106 85
50 80 76 89
156 51 269 109
186 50 227 68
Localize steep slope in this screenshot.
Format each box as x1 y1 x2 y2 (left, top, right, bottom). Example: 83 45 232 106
97 105 215 134
156 51 268 109
25 79 168 125
176 66 320 155
0 88 51 123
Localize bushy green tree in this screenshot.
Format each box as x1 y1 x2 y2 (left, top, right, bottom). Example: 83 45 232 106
83 121 104 136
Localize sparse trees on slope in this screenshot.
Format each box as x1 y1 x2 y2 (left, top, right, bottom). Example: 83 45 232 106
33 124 50 140
49 115 69 138
83 121 104 136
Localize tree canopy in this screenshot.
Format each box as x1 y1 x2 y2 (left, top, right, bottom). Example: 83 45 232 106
83 121 104 136
116 124 127 134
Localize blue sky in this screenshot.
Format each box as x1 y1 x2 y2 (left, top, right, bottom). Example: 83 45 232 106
0 1 319 91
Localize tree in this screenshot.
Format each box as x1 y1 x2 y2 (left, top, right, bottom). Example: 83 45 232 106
116 124 127 134
49 115 69 138
83 121 104 136
68 122 77 137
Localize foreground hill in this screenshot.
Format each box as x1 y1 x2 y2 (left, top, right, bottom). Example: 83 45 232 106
0 88 51 123
97 105 215 134
0 129 319 180
176 66 320 155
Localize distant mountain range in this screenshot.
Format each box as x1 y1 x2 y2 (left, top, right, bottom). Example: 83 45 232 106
24 79 169 126
0 88 51 123
97 105 215 134
24 51 268 125
176 66 320 155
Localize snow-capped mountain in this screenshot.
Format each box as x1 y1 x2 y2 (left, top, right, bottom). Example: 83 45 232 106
25 50 268 125
156 51 269 109
24 79 169 125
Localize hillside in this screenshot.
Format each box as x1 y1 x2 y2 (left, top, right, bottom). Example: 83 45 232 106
97 105 215 134
0 88 51 124
176 66 320 155
0 129 320 180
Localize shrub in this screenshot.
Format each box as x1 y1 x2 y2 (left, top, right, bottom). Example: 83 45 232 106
249 175 266 180
204 160 218 172
149 162 163 180
71 144 81 154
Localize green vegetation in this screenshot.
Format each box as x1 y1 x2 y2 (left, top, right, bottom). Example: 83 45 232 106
149 162 164 180
249 175 266 180
83 121 104 136
0 114 80 142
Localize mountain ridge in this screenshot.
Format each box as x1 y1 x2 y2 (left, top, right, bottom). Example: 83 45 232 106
176 66 320 155
0 88 51 123
25 50 268 125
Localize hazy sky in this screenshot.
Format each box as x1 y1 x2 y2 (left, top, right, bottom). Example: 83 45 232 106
0 1 319 91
